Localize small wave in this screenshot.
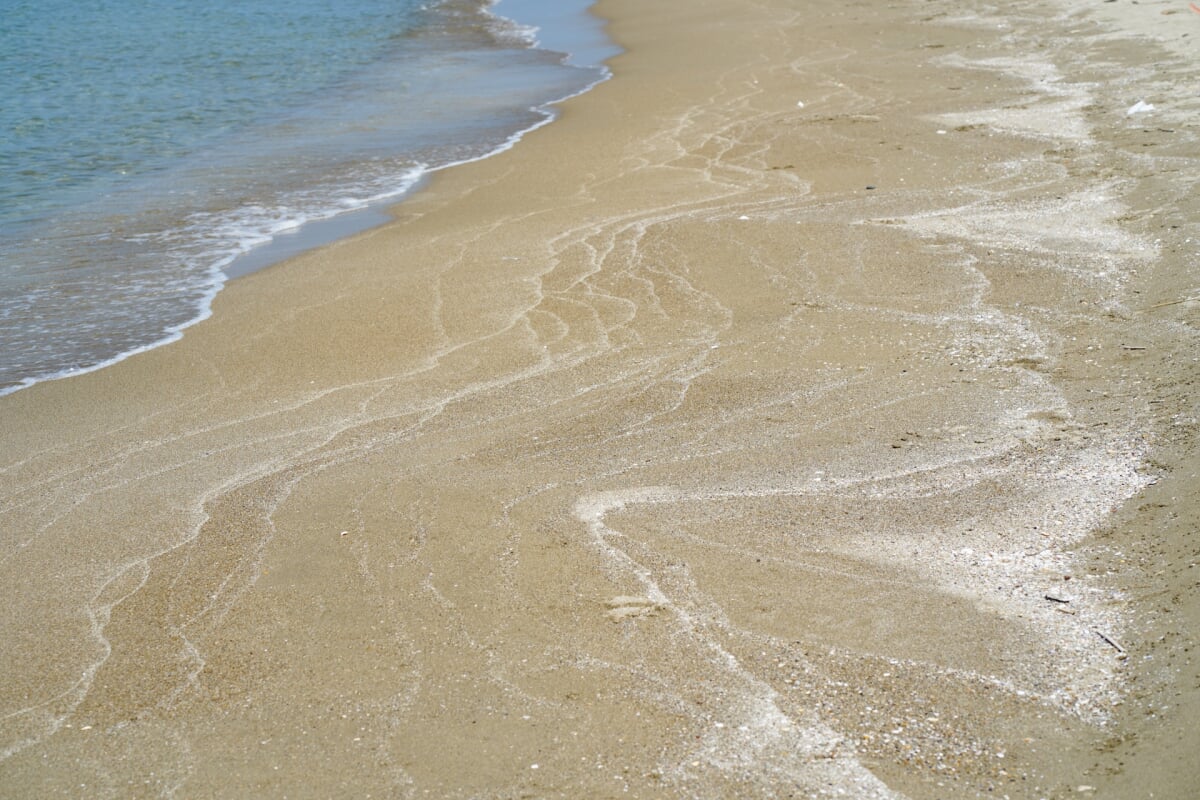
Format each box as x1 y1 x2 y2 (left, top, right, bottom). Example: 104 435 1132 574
0 0 615 398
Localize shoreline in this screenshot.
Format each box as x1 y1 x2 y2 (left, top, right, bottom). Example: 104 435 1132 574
2 0 1198 796
224 0 621 283
0 0 613 400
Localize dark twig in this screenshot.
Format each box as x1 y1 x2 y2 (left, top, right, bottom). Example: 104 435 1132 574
1095 630 1125 654
1143 297 1195 312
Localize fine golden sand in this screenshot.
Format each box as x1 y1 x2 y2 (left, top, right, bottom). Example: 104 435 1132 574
2 0 1198 796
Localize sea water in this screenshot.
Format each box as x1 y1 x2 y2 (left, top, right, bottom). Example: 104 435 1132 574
0 0 614 395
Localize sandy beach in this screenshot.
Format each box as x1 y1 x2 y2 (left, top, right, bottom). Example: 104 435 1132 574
2 0 1198 796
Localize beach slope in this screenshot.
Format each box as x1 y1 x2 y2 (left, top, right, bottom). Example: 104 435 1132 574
2 0 1198 796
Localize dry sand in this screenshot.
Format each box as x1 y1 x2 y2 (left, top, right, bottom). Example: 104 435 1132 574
1 0 1198 796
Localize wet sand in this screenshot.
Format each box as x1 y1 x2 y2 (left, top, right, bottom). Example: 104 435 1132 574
2 0 1198 796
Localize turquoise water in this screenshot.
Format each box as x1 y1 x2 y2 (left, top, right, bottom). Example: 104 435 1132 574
0 0 613 394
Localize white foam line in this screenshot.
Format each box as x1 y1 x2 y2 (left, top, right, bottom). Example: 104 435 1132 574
0 559 149 761
1 3 616 402
573 488 902 796
0 280 670 754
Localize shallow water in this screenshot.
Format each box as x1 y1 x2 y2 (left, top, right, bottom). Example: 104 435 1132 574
0 0 613 395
